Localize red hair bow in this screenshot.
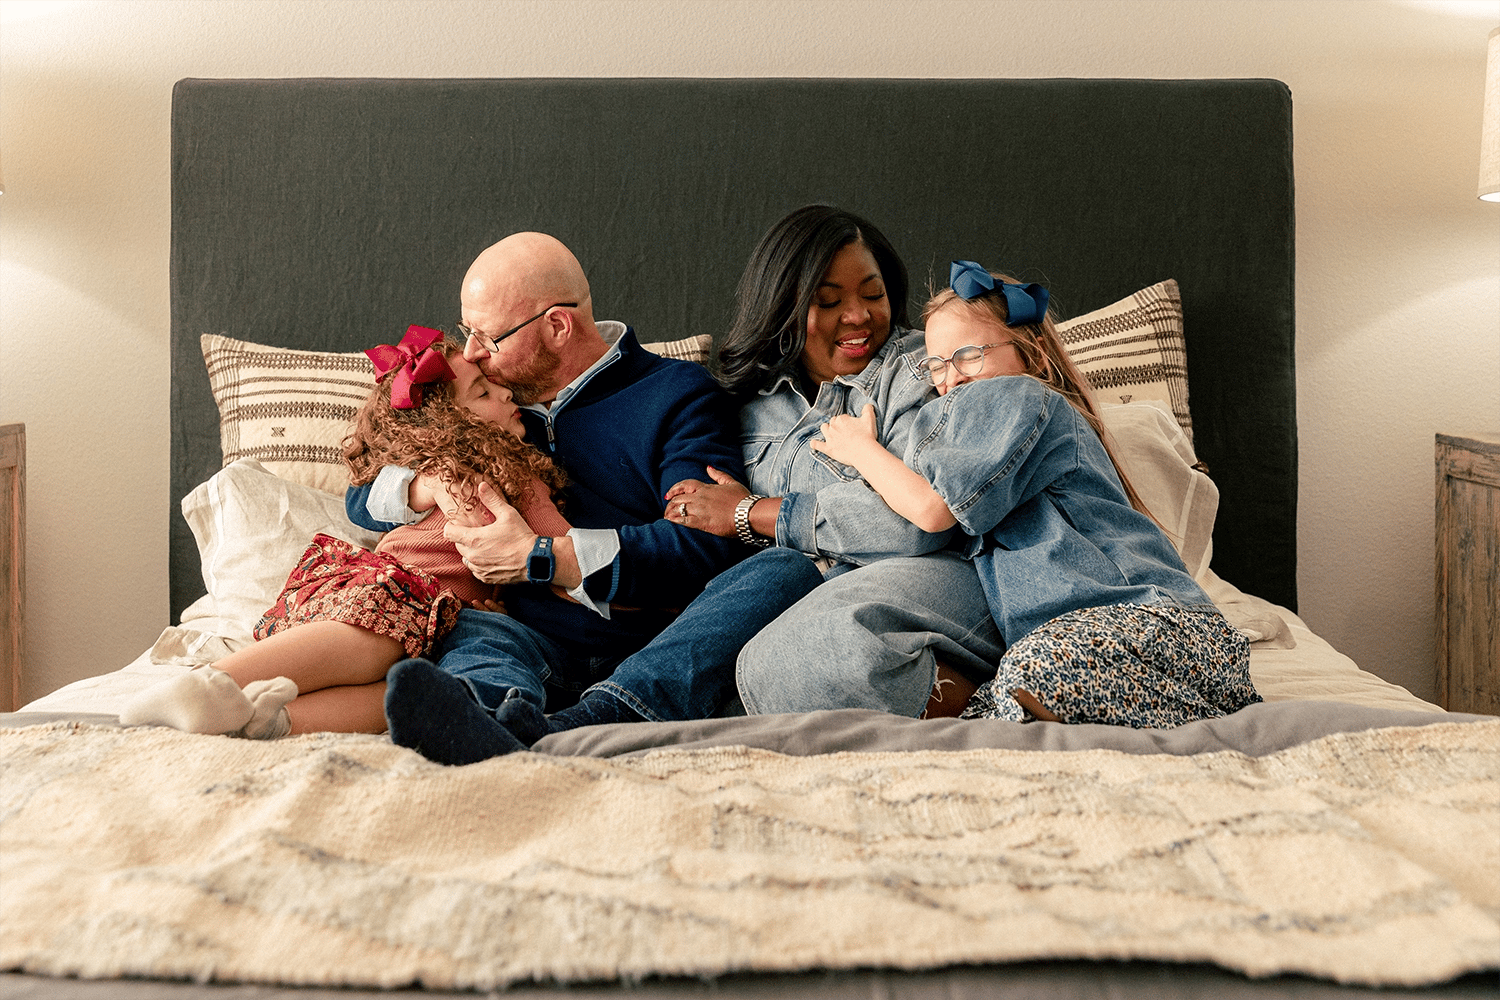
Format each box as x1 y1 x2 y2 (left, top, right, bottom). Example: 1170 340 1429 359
365 326 456 409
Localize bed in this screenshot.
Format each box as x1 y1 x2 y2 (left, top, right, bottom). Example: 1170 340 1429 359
2 78 1496 999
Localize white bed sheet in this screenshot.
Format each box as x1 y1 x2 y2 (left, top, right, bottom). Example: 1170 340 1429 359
22 570 1439 718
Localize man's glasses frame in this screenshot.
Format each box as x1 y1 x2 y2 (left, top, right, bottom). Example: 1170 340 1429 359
915 342 1011 386
457 302 578 353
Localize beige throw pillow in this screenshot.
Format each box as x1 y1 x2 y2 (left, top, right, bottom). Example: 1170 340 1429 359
643 334 712 364
1058 279 1192 440
201 334 377 494
202 332 713 496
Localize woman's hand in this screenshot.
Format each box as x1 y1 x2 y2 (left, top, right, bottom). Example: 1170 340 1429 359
664 466 748 538
809 403 881 470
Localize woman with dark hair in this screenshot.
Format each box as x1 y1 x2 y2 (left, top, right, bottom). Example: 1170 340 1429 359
665 205 1003 719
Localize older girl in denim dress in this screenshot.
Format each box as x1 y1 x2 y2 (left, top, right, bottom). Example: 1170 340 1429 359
812 262 1260 728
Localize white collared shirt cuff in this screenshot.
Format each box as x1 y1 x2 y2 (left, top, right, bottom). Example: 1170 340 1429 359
565 527 621 619
368 466 432 525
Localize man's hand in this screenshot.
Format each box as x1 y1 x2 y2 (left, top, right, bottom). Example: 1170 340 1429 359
429 479 498 530
438 481 535 585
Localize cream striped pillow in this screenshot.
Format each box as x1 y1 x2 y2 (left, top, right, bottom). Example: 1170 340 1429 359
1058 279 1192 440
643 333 712 363
202 332 713 495
201 334 376 494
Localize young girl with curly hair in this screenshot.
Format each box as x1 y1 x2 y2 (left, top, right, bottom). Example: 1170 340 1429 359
122 326 569 739
811 262 1260 729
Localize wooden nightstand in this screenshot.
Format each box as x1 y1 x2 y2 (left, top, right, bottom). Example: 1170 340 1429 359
1 423 22 712
1435 432 1499 715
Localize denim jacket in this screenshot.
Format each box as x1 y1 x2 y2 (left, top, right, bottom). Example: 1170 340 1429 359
739 329 956 567
906 376 1214 643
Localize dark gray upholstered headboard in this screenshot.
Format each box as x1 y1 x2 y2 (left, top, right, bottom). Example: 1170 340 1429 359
170 78 1296 620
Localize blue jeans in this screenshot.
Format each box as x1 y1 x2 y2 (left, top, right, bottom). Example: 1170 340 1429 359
736 551 1004 717
433 547 823 722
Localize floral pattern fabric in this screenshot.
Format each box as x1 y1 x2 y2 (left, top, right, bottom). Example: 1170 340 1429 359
960 603 1259 729
254 533 462 659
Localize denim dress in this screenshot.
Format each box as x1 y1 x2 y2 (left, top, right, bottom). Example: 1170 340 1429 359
905 376 1260 728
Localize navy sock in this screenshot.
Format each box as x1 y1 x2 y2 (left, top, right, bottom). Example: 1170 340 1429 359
544 692 647 735
384 658 527 765
495 689 550 746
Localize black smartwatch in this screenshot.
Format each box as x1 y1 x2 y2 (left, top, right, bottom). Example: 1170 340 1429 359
525 536 555 584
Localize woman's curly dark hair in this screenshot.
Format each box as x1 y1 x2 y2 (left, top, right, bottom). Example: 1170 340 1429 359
344 338 566 516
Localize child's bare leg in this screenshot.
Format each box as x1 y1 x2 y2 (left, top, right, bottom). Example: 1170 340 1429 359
121 622 404 737
287 682 388 735
217 621 404 692
1010 688 1060 722
921 658 979 719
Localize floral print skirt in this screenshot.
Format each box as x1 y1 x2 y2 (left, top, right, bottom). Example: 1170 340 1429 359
254 533 462 660
959 603 1260 729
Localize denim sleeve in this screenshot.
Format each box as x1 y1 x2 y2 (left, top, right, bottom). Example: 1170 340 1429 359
776 484 954 564
905 377 1078 537
775 350 955 564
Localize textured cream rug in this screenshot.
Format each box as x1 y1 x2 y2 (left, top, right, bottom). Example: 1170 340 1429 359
2 720 1497 991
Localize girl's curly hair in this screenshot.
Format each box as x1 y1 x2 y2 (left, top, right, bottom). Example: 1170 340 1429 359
344 337 566 516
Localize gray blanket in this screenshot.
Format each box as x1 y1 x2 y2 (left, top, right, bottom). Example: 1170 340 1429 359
2 700 1480 758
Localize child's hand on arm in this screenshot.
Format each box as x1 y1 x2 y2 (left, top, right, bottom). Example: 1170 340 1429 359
432 477 498 528
810 405 884 469
811 404 958 534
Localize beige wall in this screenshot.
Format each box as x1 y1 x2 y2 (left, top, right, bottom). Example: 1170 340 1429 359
2 0 1497 706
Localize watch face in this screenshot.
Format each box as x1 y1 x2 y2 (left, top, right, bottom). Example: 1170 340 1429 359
527 538 554 583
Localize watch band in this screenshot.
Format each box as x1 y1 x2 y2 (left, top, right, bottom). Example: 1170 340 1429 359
734 494 771 548
525 535 555 583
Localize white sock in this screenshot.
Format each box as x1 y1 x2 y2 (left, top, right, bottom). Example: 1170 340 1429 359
238 677 298 740
119 665 255 735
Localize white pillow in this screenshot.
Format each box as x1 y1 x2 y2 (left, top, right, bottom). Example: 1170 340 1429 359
179 458 384 640
1098 400 1217 581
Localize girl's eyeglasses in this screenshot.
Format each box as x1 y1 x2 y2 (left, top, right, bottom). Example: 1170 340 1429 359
915 342 1009 385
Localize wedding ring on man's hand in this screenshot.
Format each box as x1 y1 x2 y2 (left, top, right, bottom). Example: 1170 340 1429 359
679 502 688 518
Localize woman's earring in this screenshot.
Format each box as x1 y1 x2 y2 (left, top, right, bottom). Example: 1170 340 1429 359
776 325 797 358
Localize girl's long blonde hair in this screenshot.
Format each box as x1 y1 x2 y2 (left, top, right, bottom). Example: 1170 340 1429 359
922 278 1154 522
344 337 566 515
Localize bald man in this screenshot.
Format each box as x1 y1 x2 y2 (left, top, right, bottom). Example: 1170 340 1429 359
347 234 822 764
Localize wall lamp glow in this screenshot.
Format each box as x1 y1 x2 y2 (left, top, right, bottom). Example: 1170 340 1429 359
1482 26 1500 202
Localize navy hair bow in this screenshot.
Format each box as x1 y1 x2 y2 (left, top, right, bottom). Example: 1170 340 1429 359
949 260 1050 325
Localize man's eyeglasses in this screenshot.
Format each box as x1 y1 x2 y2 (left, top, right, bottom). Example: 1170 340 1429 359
915 342 1009 385
457 302 578 353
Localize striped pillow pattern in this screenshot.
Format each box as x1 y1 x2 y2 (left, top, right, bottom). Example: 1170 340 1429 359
1058 279 1192 440
642 333 712 364
201 334 376 494
202 333 714 495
